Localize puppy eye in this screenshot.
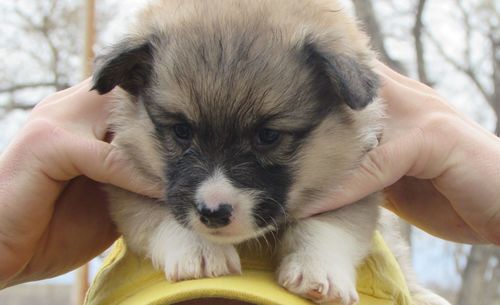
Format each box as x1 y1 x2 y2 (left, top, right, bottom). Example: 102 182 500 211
256 128 281 146
173 123 192 140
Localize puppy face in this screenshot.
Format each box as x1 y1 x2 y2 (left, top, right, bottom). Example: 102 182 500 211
93 0 382 244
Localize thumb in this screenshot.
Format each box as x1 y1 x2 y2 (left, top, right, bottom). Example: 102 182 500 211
67 138 164 198
297 128 425 218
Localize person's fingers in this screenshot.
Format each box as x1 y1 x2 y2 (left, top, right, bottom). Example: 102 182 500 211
377 62 490 138
31 79 113 140
62 137 164 198
374 61 438 97
25 81 164 196
31 80 90 107
28 120 164 198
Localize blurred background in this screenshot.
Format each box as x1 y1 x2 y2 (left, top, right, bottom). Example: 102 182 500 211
0 0 498 304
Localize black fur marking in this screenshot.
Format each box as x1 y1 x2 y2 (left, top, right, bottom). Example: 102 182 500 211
223 153 292 228
164 140 293 229
302 42 380 110
165 148 209 226
92 37 155 96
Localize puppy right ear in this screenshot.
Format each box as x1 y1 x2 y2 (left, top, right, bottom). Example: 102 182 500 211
302 41 379 110
92 37 155 96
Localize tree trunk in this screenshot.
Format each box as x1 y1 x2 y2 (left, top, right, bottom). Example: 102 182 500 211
83 0 96 78
351 0 406 73
72 1 96 305
492 35 500 135
484 248 500 305
413 0 432 86
72 264 90 305
456 245 494 305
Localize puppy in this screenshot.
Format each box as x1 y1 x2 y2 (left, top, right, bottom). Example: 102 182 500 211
92 1 450 304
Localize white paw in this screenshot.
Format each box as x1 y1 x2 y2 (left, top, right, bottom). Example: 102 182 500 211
277 253 359 305
157 242 241 281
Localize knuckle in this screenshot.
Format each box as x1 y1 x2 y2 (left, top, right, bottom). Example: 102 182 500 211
420 112 461 137
101 145 125 179
358 149 389 185
19 119 65 147
9 119 71 176
30 91 62 113
415 113 463 172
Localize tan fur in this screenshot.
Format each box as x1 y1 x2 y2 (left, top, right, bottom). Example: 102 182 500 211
287 99 385 213
135 0 371 57
116 0 375 123
109 92 165 183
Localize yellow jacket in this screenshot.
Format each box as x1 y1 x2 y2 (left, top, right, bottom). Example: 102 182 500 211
85 232 412 305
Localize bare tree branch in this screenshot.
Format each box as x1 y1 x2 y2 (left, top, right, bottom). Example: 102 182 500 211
426 29 493 104
0 82 67 94
453 244 466 274
454 0 474 69
13 6 37 30
10 0 76 91
0 80 68 113
413 0 432 85
0 103 34 112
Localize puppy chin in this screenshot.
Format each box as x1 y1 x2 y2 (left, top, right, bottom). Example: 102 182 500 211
188 212 274 244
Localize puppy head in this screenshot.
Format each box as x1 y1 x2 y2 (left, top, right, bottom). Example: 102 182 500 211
93 0 381 244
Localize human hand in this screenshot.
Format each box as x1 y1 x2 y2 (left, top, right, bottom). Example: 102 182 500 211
299 62 500 245
0 80 162 288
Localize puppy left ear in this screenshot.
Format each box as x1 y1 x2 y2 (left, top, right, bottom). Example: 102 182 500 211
303 42 380 110
92 37 155 96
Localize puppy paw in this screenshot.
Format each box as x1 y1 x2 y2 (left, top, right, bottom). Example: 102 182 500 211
160 242 241 281
277 253 359 305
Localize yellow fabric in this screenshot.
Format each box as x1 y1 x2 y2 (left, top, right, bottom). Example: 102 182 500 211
85 232 413 305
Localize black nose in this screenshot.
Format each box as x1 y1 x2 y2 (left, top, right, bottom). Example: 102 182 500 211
197 203 233 228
